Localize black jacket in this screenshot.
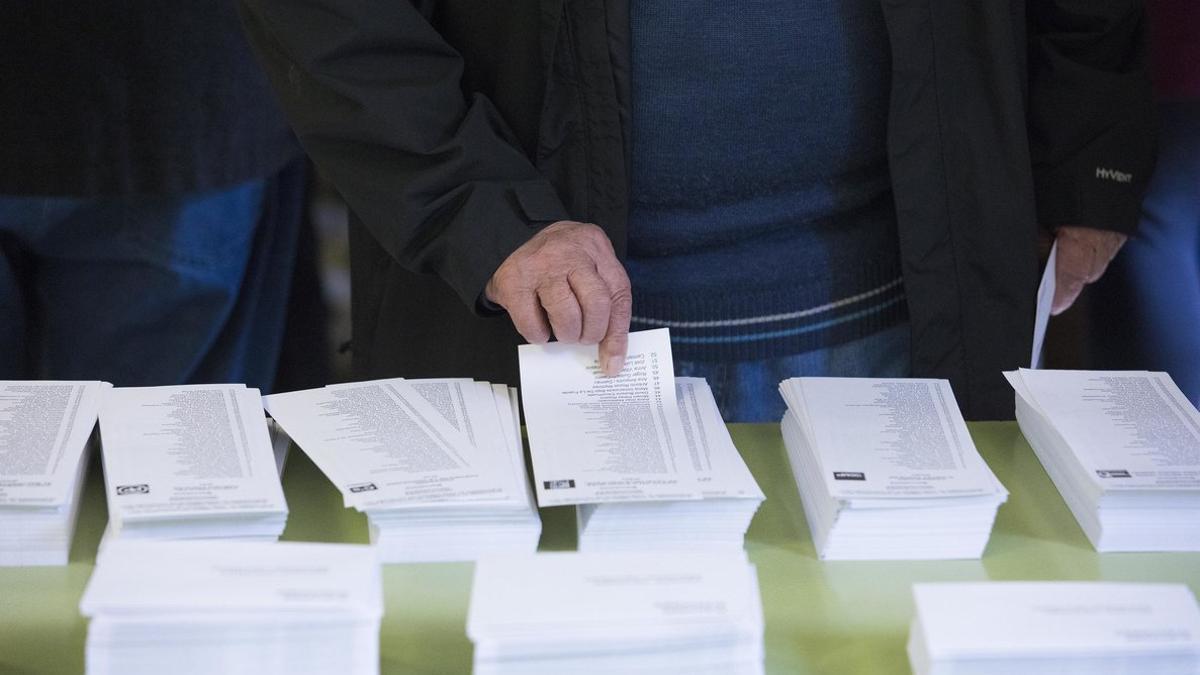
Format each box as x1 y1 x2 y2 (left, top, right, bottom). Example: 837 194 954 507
0 2 299 196
240 0 1154 419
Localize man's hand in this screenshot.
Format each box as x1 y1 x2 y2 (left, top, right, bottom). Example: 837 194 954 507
1051 226 1127 315
486 221 633 375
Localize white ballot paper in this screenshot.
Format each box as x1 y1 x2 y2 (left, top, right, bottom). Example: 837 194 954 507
264 377 540 563
676 377 762 499
1006 368 1200 551
467 551 764 675
575 377 764 552
1031 241 1058 369
784 378 1003 500
908 582 1200 675
0 380 108 566
98 385 288 542
519 328 703 507
779 377 1007 560
81 540 383 675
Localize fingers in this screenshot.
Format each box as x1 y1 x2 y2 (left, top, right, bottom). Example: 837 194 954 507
504 289 553 344
1050 279 1086 316
595 258 632 376
537 281 583 343
1051 236 1093 315
568 268 612 345
599 292 631 376
486 220 633 363
1050 226 1128 315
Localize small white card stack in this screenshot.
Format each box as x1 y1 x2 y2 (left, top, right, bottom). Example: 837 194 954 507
520 329 763 552
779 378 1007 560
80 540 383 675
1007 369 1200 551
264 378 540 563
0 381 108 566
908 582 1200 675
467 552 764 674
98 384 288 543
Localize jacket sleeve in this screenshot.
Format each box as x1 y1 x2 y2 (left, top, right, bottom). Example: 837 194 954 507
238 0 569 309
1027 0 1156 235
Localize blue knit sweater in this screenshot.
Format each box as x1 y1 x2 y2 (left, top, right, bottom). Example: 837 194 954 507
627 0 906 361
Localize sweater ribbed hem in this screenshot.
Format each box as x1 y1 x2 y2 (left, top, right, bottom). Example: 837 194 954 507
630 266 908 362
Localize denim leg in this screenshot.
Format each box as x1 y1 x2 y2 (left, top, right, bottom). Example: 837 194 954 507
676 322 912 423
1091 102 1200 405
0 196 82 378
822 321 911 380
0 235 30 378
676 359 733 418
188 159 304 392
27 180 278 386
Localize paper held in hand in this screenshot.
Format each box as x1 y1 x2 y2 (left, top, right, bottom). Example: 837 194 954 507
779 377 1007 560
519 328 700 507
1005 368 1200 551
0 380 108 566
908 582 1200 675
264 378 540 563
97 384 289 545
519 329 763 551
1030 241 1057 369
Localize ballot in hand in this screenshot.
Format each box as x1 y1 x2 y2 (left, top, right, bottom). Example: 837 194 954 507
485 220 632 376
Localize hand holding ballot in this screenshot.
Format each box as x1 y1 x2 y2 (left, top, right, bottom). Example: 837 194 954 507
519 328 697 507
485 220 633 376
520 329 763 551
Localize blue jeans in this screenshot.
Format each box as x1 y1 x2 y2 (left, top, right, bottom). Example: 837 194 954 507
0 171 300 390
1092 101 1200 406
676 322 911 422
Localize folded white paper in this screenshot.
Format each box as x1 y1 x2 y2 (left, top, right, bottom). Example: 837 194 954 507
1031 242 1057 369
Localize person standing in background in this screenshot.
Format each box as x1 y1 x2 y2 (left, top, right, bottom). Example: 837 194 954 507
0 3 306 391
1091 0 1200 405
241 0 1154 420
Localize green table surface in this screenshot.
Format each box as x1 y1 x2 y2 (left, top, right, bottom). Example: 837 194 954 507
2 422 1198 674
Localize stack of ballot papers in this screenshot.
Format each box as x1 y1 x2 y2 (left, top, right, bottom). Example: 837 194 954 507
97 384 288 544
1006 369 1200 551
908 582 1200 675
467 551 764 674
264 378 540 563
574 378 764 551
80 540 383 675
0 381 108 566
519 329 764 552
779 377 1008 560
